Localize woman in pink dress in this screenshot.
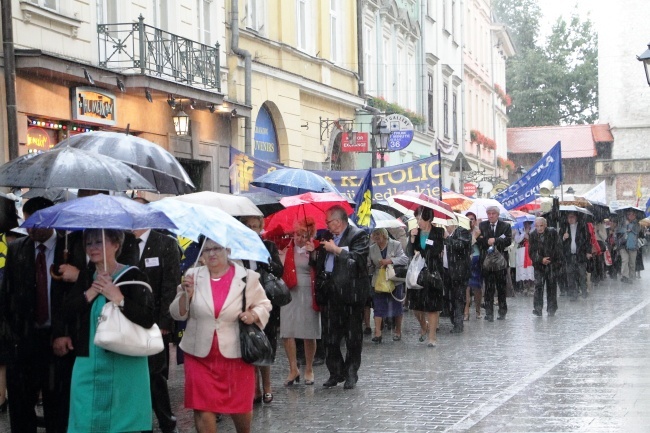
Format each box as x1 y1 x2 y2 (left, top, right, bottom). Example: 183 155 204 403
170 238 271 433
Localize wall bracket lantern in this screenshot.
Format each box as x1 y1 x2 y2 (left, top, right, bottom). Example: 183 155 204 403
637 42 650 86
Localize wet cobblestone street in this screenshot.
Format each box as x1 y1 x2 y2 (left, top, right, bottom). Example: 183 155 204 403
2 275 649 432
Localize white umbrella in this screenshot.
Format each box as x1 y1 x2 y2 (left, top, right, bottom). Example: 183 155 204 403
171 191 263 217
464 198 510 220
371 209 406 229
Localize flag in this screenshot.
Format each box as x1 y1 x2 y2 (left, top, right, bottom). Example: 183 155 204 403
636 176 642 206
645 197 650 217
494 142 562 210
351 168 375 232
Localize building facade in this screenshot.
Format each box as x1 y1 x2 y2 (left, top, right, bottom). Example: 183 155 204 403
1 0 236 192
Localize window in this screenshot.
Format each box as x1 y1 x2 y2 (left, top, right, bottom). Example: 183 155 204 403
247 0 265 33
407 52 414 110
197 0 212 45
297 0 309 51
364 24 374 92
451 0 456 39
330 0 341 63
443 84 449 138
383 35 391 99
30 0 58 11
153 0 169 31
397 45 403 105
452 93 458 144
442 0 447 31
427 74 434 130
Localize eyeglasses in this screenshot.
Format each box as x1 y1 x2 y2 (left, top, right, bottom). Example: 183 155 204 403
85 240 104 249
203 246 225 255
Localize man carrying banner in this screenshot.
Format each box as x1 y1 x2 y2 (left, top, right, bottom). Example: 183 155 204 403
476 206 512 321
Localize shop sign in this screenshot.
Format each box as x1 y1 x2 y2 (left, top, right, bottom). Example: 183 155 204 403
72 87 116 126
463 182 477 196
341 132 369 152
253 106 279 162
385 114 414 151
26 127 56 152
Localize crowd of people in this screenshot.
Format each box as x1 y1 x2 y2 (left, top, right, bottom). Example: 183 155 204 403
0 192 645 433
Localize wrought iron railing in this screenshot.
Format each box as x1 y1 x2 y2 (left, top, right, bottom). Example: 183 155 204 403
97 15 221 92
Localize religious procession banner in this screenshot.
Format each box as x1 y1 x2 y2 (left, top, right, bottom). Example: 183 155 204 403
493 142 563 210
229 147 441 201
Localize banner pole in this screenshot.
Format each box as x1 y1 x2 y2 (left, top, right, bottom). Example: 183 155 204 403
437 149 443 200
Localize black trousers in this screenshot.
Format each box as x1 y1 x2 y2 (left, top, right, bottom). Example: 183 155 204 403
443 270 467 330
565 255 586 298
321 304 364 381
484 269 508 318
148 336 176 433
7 329 74 433
533 267 558 313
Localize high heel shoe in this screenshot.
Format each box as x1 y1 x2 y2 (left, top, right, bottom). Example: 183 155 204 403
284 374 300 386
371 335 382 344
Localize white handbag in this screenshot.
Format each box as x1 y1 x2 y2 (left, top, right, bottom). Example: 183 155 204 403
93 267 164 357
405 253 426 290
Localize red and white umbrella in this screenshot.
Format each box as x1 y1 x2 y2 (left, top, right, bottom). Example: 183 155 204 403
388 191 456 222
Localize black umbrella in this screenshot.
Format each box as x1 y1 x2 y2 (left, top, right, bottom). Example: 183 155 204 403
238 191 286 216
0 147 155 191
53 131 195 194
614 205 646 221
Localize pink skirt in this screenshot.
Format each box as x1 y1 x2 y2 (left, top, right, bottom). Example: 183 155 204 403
184 333 255 414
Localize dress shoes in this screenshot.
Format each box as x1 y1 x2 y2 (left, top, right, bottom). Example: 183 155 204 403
484 315 494 322
322 376 345 388
497 315 506 320
532 309 542 317
343 377 357 390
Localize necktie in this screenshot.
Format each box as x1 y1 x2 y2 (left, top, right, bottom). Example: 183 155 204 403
491 224 496 234
35 244 48 326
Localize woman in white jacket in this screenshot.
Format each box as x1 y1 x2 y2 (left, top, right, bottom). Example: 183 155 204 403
170 238 271 433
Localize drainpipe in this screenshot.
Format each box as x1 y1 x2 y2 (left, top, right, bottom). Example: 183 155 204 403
356 0 365 97
2 0 19 160
459 0 466 190
231 0 252 155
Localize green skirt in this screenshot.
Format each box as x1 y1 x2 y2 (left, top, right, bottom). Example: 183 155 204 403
68 295 152 433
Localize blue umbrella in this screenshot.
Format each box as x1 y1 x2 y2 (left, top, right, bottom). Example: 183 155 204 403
22 194 177 231
251 168 342 195
149 199 271 263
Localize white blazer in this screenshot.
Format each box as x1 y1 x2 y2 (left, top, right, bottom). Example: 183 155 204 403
169 263 271 359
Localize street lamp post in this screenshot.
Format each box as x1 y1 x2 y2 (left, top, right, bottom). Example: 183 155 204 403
637 42 650 86
375 118 390 168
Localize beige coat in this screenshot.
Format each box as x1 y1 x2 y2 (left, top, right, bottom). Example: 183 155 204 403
169 263 271 359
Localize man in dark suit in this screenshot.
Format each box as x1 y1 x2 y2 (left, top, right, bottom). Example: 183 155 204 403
132 224 181 433
0 197 75 433
559 212 591 301
476 206 512 321
315 205 370 390
529 217 563 316
443 223 472 333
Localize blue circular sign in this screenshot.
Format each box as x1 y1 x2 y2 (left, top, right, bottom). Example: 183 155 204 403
384 114 414 151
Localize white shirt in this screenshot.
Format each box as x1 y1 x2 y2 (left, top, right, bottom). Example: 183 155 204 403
570 223 578 254
136 229 151 260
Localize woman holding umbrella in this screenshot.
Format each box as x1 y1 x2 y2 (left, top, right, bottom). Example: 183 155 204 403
65 229 155 432
170 237 271 433
407 206 445 347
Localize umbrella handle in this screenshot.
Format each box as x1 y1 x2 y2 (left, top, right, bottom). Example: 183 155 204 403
49 249 69 281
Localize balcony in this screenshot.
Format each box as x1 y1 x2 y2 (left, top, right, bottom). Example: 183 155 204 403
97 15 221 92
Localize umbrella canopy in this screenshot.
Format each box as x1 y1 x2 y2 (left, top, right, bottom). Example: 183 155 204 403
453 213 471 230
514 199 542 213
22 194 177 231
613 205 646 221
171 191 262 217
441 191 474 212
464 198 510 220
559 205 593 216
23 188 78 203
263 192 354 239
238 191 286 216
251 168 341 195
371 209 406 229
54 131 195 194
510 210 536 230
0 147 155 191
388 191 456 221
149 199 270 263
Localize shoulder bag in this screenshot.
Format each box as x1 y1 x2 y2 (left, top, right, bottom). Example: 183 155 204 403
415 250 444 294
94 266 164 357
482 249 508 272
260 270 292 307
374 267 395 293
386 263 408 282
239 277 274 366
405 253 426 290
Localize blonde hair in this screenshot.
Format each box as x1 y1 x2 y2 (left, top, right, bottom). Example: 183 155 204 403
294 217 316 238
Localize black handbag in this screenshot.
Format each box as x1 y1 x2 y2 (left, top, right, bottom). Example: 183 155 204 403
416 250 444 294
261 270 292 307
483 250 508 272
239 279 274 366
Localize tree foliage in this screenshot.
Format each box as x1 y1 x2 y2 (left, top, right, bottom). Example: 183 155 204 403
493 0 598 127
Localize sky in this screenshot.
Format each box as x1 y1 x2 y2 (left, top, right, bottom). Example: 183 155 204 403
537 0 597 40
